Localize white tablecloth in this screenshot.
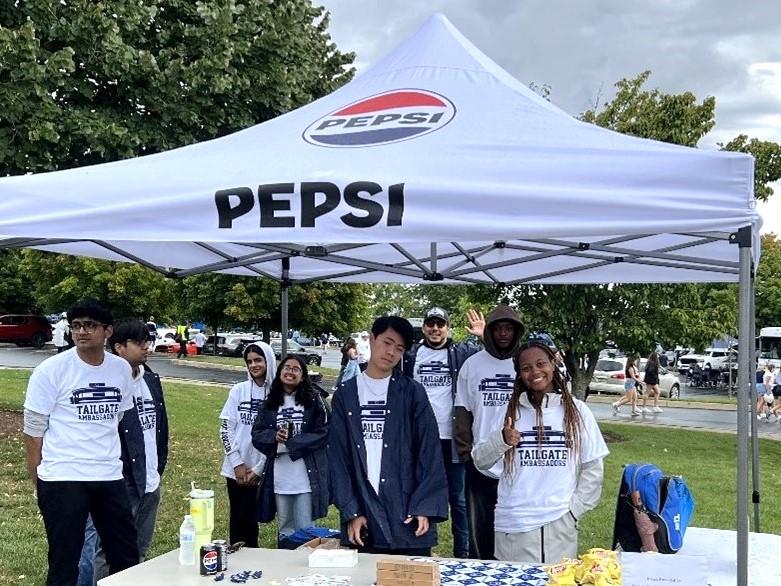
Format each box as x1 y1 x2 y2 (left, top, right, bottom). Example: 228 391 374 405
98 527 781 586
678 527 781 586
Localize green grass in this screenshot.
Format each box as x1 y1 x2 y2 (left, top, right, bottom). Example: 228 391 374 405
1 368 780 584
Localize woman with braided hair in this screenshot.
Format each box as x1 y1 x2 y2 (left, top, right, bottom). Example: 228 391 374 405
472 341 609 563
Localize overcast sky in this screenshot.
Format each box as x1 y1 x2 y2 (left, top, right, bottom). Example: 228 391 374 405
319 0 781 234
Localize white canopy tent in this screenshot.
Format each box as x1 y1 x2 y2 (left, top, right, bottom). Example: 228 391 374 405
0 14 761 584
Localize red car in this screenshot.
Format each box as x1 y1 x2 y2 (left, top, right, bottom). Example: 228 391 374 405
0 314 53 348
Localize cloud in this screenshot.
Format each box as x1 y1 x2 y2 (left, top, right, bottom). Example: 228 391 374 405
319 0 781 145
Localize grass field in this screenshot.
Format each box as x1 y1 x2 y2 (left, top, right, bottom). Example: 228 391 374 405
1 367 779 584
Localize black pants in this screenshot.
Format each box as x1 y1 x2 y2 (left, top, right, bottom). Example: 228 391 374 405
464 460 498 560
177 342 187 358
37 479 139 586
226 478 259 547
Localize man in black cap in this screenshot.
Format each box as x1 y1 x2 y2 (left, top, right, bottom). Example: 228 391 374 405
401 307 484 558
454 304 525 559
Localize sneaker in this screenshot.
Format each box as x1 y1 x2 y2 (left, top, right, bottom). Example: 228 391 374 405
642 407 652 413
612 402 620 415
759 413 767 420
652 406 663 413
631 408 642 417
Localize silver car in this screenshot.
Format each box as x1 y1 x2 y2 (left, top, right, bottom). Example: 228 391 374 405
589 357 680 399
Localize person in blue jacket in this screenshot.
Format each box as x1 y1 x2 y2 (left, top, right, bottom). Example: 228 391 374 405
329 315 448 556
251 355 330 546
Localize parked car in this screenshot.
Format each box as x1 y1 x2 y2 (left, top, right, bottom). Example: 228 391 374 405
677 348 737 373
151 329 178 352
0 314 53 348
588 357 680 399
270 339 322 366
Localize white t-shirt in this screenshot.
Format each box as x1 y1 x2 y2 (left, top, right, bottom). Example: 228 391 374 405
494 394 610 533
24 350 134 482
274 394 311 494
52 320 69 347
193 332 207 348
455 350 515 449
357 372 390 494
413 346 453 439
133 373 160 493
219 379 268 479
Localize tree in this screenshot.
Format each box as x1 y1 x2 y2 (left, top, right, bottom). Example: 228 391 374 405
0 0 354 174
756 234 781 328
0 249 37 313
18 250 177 318
223 278 370 339
721 136 781 202
506 71 779 397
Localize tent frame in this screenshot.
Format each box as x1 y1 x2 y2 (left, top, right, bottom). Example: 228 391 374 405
0 227 758 585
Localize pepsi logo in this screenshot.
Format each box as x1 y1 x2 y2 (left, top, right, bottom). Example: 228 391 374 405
303 89 456 147
202 550 218 571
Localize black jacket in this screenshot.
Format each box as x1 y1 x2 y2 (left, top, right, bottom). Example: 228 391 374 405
119 366 169 503
328 373 448 550
251 392 330 523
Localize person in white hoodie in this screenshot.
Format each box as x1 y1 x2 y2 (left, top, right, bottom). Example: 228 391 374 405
52 312 70 353
219 342 276 547
472 341 609 564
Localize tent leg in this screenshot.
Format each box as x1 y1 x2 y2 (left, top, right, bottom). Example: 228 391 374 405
748 273 761 533
281 258 290 358
736 227 752 586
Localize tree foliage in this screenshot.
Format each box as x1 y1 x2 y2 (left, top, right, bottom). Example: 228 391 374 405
18 250 177 318
756 234 781 329
0 0 354 174
721 135 781 202
0 250 37 313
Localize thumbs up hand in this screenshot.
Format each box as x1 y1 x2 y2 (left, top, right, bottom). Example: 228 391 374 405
502 416 520 447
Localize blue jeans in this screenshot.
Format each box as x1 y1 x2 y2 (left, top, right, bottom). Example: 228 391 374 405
441 439 469 557
275 492 313 538
78 518 97 586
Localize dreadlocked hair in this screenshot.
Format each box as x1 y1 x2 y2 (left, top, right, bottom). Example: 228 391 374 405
502 342 583 476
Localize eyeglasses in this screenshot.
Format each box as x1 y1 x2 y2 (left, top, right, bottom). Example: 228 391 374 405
281 365 302 374
129 340 151 350
424 319 447 328
70 321 104 334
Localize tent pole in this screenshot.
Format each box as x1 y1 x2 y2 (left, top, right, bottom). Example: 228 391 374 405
749 272 761 532
281 258 290 359
736 226 752 586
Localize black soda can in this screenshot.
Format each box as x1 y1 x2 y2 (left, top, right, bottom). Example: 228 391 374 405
200 543 218 575
212 540 228 572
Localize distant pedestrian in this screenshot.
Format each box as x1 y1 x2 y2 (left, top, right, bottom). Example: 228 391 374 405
612 356 642 416
356 331 371 364
757 364 774 420
333 338 359 391
640 352 663 413
52 313 70 354
193 331 207 355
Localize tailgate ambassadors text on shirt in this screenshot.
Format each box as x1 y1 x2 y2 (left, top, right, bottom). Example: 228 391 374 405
357 372 390 494
413 346 453 439
24 350 134 481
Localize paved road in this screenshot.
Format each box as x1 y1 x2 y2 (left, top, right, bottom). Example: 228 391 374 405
3 345 779 439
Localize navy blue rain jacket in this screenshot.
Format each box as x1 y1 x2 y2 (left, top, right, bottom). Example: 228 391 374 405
251 392 330 523
119 366 169 505
328 373 448 550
